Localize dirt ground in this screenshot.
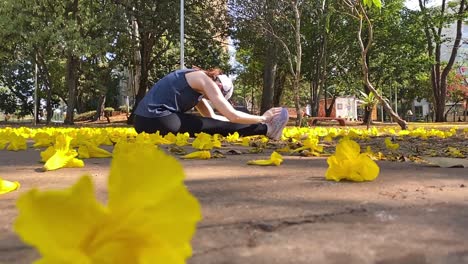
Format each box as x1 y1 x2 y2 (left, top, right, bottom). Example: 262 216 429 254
0 135 467 264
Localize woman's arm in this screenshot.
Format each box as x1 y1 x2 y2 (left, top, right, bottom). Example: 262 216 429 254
195 99 229 122
186 71 268 124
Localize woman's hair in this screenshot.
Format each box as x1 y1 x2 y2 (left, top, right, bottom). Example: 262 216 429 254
192 66 222 80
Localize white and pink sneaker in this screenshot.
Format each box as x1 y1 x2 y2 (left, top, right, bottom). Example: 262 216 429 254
266 107 289 140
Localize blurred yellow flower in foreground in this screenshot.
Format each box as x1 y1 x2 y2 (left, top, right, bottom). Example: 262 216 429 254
247 151 283 166
326 138 380 182
0 177 20 195
15 142 201 264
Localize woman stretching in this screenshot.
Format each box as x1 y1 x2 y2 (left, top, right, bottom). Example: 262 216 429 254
134 67 289 140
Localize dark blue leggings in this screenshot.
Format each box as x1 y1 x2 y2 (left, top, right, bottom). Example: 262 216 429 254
134 113 268 137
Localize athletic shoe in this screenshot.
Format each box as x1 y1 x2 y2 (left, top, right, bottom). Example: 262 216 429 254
266 107 289 140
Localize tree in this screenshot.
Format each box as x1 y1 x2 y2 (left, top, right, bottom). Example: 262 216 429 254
0 87 17 120
446 69 468 120
231 0 305 125
418 0 467 122
341 0 408 129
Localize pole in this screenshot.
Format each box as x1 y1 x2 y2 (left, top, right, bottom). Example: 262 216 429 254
180 0 185 69
34 54 38 126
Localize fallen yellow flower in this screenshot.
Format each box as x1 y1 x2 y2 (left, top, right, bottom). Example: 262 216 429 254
326 138 380 182
192 133 214 150
384 137 399 150
181 150 211 159
0 177 20 195
78 143 112 159
15 141 201 263
6 132 27 151
43 135 84 171
247 151 283 166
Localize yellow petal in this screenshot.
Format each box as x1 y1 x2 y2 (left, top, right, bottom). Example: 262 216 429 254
65 158 85 168
175 132 190 147
78 145 91 159
247 151 283 166
79 144 112 158
44 151 76 171
0 178 20 195
181 151 211 159
384 137 399 150
40 146 56 163
6 133 27 151
14 176 107 262
106 142 201 261
192 133 214 150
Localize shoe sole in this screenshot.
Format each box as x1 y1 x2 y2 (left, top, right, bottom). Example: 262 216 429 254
271 108 289 140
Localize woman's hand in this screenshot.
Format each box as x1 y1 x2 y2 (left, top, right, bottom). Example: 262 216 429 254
262 107 283 123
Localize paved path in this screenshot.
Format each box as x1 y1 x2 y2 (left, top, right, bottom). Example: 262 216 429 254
0 147 467 264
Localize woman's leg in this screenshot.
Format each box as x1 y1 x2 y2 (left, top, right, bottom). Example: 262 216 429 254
135 113 267 137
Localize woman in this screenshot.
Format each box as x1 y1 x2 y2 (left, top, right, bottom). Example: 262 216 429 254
134 67 289 140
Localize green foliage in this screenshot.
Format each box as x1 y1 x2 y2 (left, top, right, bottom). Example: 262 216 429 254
119 105 131 113
363 0 382 9
0 87 17 115
359 90 380 110
104 107 114 112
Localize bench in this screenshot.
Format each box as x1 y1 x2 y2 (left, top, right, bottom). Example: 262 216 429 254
308 117 346 126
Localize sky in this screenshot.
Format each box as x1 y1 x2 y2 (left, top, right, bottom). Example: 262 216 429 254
405 0 438 10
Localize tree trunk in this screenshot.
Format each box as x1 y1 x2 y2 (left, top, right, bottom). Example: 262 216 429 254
273 72 285 106
260 42 277 115
464 98 467 121
93 95 106 121
63 0 79 125
35 50 54 124
356 3 407 129
127 17 142 125
310 1 329 117
325 96 336 117
292 1 302 126
127 25 155 125
64 53 79 125
362 54 372 125
420 0 466 122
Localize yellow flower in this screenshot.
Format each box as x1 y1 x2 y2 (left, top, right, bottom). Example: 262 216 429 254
164 132 178 144
78 143 112 159
40 146 56 163
384 137 399 150
6 132 27 151
241 137 251 146
43 135 84 171
33 131 55 148
446 147 465 158
212 134 222 148
326 138 380 182
181 150 211 159
192 133 214 150
0 177 20 195
247 151 283 166
15 142 201 264
225 132 240 143
175 133 190 147
292 136 323 155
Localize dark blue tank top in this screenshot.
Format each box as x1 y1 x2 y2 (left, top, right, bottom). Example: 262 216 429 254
135 69 203 118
